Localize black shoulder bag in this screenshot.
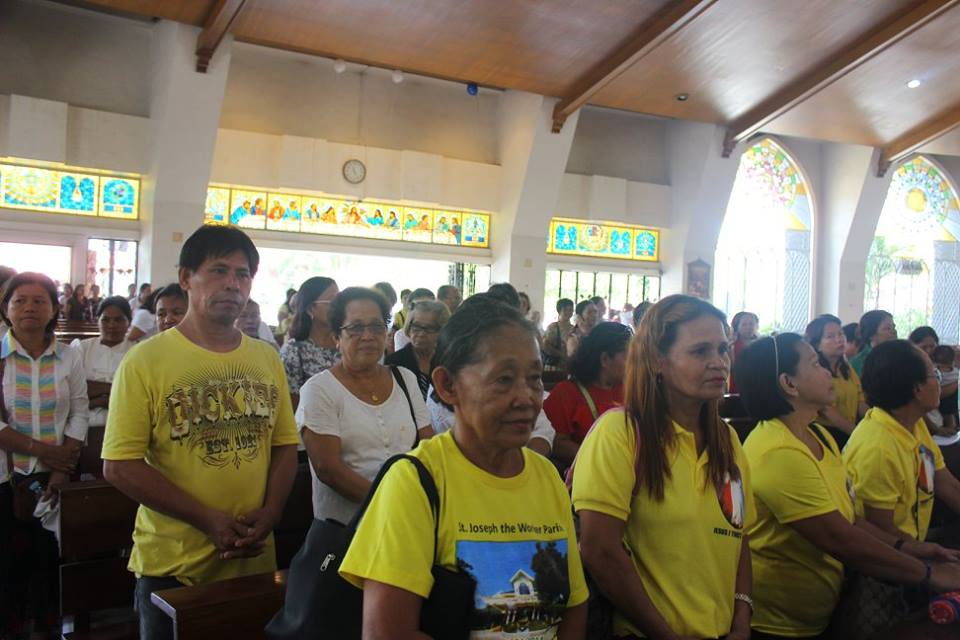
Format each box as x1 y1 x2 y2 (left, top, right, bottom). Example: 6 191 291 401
389 365 421 449
264 453 476 640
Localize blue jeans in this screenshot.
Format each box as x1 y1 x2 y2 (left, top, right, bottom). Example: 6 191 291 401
134 575 181 640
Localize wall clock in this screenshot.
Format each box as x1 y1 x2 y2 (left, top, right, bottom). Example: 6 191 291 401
342 159 366 184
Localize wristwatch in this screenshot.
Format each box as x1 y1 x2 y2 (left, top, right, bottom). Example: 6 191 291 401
734 592 754 614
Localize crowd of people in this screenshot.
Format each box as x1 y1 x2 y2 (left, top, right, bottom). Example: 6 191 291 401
1 224 960 639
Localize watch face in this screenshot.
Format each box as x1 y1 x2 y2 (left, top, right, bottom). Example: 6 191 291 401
343 159 366 184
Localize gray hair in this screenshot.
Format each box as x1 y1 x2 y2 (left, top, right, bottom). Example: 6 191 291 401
404 300 451 333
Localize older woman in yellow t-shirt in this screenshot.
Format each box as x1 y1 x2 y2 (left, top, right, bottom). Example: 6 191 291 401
340 296 587 638
736 334 960 640
572 295 754 640
805 315 868 446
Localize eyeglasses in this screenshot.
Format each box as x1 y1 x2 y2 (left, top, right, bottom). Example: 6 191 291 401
340 322 388 337
409 323 441 334
930 369 943 385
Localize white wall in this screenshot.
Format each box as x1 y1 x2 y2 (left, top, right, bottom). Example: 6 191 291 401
221 44 501 165
566 107 670 185
0 0 152 117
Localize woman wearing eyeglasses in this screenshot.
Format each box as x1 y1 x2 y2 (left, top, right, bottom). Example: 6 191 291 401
296 287 434 524
736 334 960 640
279 276 339 409
844 340 960 544
384 300 450 400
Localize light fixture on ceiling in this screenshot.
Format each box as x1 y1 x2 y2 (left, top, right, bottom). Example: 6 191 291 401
675 93 689 102
906 79 922 89
392 69 404 84
333 58 347 74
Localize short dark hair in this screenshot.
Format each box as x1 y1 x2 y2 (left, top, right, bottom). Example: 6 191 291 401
0 272 60 334
407 287 436 309
0 266 17 291
735 334 805 420
290 277 337 341
96 295 132 321
575 299 594 317
154 283 188 304
556 298 574 313
431 297 536 408
486 283 521 309
437 284 459 301
633 301 653 327
589 295 605 306
804 314 850 380
933 345 955 366
178 226 259 276
139 282 151 293
569 322 632 385
842 322 859 345
908 325 939 346
861 339 928 410
373 282 397 307
328 287 391 337
858 309 892 349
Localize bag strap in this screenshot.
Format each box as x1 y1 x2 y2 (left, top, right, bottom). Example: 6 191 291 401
0 356 7 425
808 422 837 457
390 366 420 448
574 380 599 421
348 453 441 559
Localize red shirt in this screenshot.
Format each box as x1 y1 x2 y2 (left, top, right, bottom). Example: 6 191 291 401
543 380 623 443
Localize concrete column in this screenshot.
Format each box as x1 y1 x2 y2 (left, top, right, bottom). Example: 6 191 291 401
139 20 232 284
492 91 579 315
661 121 742 298
783 229 812 332
932 240 960 344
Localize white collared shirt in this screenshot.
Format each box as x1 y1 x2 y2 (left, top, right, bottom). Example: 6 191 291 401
0 332 89 482
70 337 131 427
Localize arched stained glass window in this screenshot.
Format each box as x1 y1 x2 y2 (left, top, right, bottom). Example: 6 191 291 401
866 156 960 341
714 138 813 332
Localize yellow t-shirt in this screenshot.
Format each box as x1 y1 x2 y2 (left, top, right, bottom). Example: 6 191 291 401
340 431 588 636
831 367 864 425
102 329 299 585
843 407 945 541
745 419 855 636
571 409 755 639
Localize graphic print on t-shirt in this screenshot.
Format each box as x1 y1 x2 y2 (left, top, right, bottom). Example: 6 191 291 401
918 445 936 494
456 539 571 639
717 467 746 530
163 362 279 469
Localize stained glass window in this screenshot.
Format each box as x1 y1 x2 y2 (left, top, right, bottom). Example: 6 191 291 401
0 161 140 219
715 138 813 332
204 185 491 249
546 217 659 262
866 156 960 333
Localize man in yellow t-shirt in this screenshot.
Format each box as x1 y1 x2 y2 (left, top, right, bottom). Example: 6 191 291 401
103 226 299 640
745 419 854 637
340 431 588 637
571 410 755 639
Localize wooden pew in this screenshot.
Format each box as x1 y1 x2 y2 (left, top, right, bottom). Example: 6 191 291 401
59 480 139 639
150 571 287 640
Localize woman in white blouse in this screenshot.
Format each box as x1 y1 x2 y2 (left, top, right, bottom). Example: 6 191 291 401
0 272 88 638
297 287 433 524
71 296 132 428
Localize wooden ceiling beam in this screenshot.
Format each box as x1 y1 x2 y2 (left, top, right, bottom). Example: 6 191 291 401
722 0 960 157
195 0 248 73
877 103 960 176
551 0 717 133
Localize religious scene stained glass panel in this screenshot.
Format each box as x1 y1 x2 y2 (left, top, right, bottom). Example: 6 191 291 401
0 162 139 219
715 138 813 333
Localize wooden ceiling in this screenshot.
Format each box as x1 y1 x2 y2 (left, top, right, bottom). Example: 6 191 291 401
69 0 960 164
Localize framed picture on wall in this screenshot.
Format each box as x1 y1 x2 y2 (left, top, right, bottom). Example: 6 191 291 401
686 259 711 299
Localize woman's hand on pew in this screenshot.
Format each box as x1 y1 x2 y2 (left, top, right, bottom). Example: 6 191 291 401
36 439 81 473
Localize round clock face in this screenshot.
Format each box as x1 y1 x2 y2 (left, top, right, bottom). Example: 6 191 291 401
343 159 366 184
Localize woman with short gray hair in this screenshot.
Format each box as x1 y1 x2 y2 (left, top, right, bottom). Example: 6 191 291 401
384 300 450 399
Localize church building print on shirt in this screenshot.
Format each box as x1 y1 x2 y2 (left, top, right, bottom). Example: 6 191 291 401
455 539 571 639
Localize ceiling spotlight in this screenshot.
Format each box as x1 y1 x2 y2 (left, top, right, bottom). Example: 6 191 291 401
392 69 404 84
333 59 346 74
675 93 689 102
906 79 922 89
